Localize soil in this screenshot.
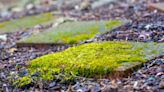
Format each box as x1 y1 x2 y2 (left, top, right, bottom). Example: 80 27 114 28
0 0 163 92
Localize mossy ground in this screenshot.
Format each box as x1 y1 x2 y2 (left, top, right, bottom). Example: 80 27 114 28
18 20 124 44
0 13 54 33
15 41 164 86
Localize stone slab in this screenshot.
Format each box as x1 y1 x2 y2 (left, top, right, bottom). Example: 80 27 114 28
0 13 55 33
16 41 164 86
17 20 128 46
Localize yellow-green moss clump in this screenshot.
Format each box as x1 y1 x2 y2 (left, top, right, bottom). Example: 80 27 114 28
18 20 124 44
16 41 163 86
0 13 54 33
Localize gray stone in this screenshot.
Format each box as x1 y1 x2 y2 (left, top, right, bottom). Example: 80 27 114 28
91 0 115 9
0 34 7 41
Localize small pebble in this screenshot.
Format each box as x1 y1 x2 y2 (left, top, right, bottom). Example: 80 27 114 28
49 81 56 88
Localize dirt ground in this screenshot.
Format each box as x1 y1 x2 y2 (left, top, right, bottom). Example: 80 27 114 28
0 0 163 92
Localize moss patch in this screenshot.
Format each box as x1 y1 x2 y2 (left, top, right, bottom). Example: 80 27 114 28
18 20 124 44
0 13 54 33
16 41 164 86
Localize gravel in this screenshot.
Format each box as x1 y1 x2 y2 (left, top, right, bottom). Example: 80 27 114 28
0 0 163 91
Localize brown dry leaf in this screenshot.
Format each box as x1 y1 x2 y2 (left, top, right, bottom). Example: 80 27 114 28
32 29 42 35
9 48 17 53
9 60 16 65
0 64 6 70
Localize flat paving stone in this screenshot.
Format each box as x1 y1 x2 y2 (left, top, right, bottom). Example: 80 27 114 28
17 20 127 45
149 3 164 12
0 13 55 33
17 41 164 86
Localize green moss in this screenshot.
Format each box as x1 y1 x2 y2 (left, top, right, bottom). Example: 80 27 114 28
18 20 124 44
16 41 163 86
0 13 54 33
105 20 123 29
14 76 31 87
